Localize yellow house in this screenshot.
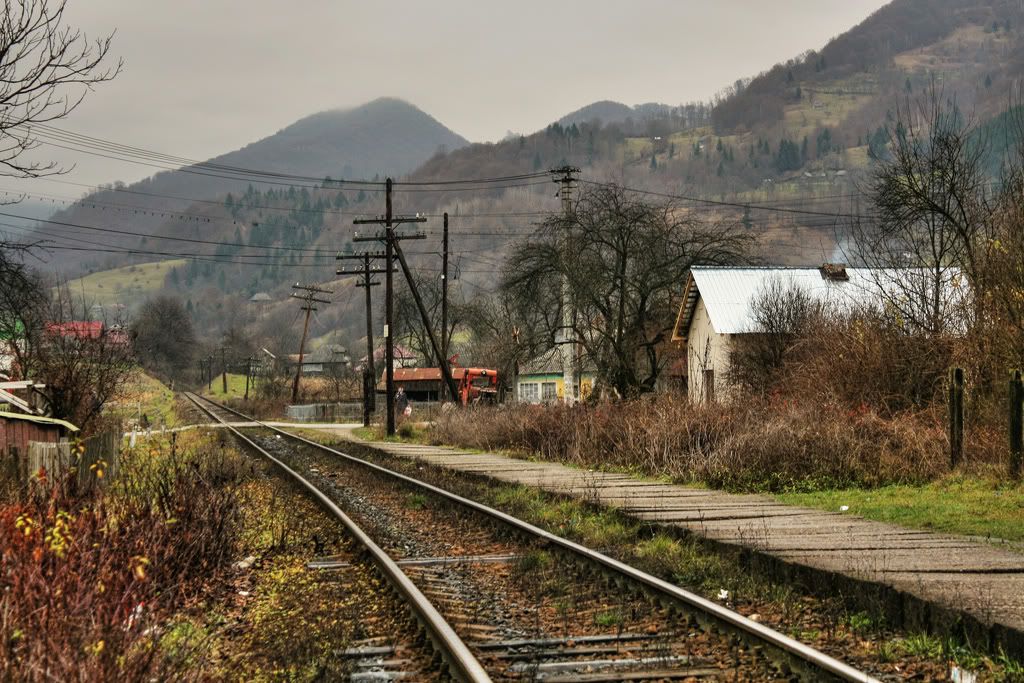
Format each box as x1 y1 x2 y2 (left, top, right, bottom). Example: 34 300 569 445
516 348 596 404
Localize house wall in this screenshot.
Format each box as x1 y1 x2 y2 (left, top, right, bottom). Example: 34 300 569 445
516 373 596 404
687 297 732 402
0 418 65 456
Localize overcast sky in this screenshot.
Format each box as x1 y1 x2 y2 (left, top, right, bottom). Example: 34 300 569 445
15 0 889 195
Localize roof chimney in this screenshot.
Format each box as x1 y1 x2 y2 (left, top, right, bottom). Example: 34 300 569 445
819 263 849 282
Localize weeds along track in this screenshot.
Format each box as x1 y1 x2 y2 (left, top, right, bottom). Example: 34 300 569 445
186 394 879 683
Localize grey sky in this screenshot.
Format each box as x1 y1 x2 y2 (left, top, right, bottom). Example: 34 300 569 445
17 0 888 193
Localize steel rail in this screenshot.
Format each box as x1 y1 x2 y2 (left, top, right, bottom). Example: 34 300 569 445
194 394 881 683
184 393 493 683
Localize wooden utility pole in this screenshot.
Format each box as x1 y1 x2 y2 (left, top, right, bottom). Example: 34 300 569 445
1011 369 1023 479
551 166 580 405
244 356 255 401
220 345 228 395
441 211 449 401
949 367 965 468
290 283 333 404
338 254 386 427
350 178 434 436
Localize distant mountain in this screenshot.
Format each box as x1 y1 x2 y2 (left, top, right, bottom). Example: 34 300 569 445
136 97 469 200
557 100 673 127
32 98 469 275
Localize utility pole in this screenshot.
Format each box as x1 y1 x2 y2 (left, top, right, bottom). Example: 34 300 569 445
351 177 457 435
290 282 333 404
338 254 386 427
441 211 449 401
551 166 580 405
244 356 255 401
220 345 228 395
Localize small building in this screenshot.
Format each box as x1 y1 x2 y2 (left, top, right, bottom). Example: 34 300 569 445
516 348 597 404
361 344 418 371
0 411 78 457
286 344 350 376
672 265 965 402
249 292 272 318
377 367 495 402
381 367 447 401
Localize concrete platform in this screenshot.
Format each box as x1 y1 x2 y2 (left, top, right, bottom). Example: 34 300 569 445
333 432 1024 658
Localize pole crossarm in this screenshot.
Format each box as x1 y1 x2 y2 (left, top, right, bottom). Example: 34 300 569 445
353 231 426 243
337 250 392 260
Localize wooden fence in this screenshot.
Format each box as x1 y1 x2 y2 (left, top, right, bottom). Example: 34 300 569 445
24 430 120 488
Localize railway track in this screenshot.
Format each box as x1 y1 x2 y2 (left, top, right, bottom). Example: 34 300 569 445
185 393 881 682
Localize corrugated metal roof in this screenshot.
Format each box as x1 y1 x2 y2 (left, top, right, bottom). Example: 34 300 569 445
676 266 965 337
0 411 79 432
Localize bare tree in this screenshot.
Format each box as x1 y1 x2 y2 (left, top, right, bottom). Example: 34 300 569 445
10 283 133 431
393 273 471 366
131 296 196 382
728 279 821 396
502 184 752 397
848 84 986 336
0 0 122 178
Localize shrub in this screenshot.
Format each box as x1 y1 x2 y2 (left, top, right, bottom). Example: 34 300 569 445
0 433 246 681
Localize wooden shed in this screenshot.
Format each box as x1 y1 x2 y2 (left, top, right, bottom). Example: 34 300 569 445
0 411 79 457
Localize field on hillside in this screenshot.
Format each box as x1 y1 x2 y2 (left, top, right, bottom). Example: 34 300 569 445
64 259 186 309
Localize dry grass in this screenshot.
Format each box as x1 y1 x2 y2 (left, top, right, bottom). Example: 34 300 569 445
429 398 967 493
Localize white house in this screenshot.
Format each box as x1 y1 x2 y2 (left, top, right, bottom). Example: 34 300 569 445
672 264 966 401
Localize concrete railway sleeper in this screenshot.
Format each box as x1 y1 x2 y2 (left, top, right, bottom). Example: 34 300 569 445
187 394 880 682
184 393 493 683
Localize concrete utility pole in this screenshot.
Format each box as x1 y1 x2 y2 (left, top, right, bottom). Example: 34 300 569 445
441 211 449 401
551 166 580 405
290 282 333 404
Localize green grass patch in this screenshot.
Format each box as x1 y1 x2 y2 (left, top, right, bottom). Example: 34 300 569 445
64 259 186 307
776 475 1024 543
202 373 250 400
108 369 177 428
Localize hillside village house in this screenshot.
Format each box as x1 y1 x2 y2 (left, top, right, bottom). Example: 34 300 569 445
285 343 350 376
516 347 597 404
672 265 965 402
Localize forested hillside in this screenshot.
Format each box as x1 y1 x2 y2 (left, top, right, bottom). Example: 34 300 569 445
31 98 467 275
26 0 1024 358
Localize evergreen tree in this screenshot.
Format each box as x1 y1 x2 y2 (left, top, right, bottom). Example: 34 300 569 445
650 154 657 171
775 138 802 171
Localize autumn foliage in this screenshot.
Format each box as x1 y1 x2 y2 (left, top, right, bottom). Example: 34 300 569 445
0 435 246 681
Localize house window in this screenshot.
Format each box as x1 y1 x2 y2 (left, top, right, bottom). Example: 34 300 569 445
541 382 558 402
519 382 539 403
